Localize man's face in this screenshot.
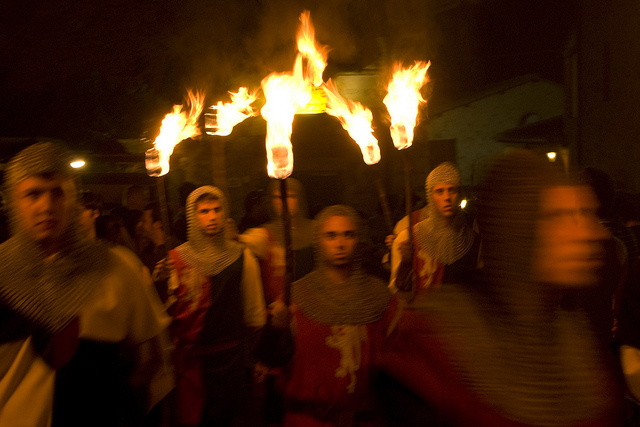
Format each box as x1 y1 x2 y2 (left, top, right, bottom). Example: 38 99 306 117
534 185 610 287
140 209 154 238
14 175 76 247
195 199 224 236
431 184 460 218
272 190 299 218
319 215 358 268
78 206 99 238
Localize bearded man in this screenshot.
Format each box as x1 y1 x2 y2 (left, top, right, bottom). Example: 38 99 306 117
166 185 266 426
390 161 479 300
0 141 169 426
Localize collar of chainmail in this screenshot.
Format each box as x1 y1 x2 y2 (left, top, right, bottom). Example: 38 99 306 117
291 204 391 325
419 150 612 425
175 185 242 277
0 141 112 333
417 161 474 265
416 282 613 426
292 268 391 325
0 231 112 334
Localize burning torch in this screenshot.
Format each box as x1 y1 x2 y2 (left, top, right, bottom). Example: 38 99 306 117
383 61 431 244
145 90 205 252
322 79 393 233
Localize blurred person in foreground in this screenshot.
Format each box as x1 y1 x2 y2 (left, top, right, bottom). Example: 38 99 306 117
258 205 397 426
390 161 480 301
160 185 266 426
0 142 169 426
380 149 624 426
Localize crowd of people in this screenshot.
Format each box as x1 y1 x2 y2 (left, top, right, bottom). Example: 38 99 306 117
1 140 640 426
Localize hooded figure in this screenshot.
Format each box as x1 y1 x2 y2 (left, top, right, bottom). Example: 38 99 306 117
381 150 623 426
240 178 315 305
390 161 479 300
0 141 168 426
168 185 266 426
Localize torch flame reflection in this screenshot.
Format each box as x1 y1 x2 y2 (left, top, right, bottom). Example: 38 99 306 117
323 79 380 165
383 61 431 150
261 56 312 179
206 87 257 136
297 10 329 87
151 90 205 176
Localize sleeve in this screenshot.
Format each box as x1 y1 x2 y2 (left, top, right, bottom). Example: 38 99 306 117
238 227 269 260
389 229 409 292
241 248 267 328
79 250 169 344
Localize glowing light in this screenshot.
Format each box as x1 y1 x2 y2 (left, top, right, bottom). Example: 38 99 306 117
149 90 205 177
547 151 557 162
383 61 431 150
70 160 85 169
460 199 467 209
205 87 258 136
261 56 311 179
323 79 380 165
297 10 329 87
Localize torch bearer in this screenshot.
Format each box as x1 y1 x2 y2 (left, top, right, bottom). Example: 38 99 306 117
145 90 205 253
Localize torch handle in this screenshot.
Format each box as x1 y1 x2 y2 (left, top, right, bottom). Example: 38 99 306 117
374 178 394 234
157 176 173 256
401 150 414 249
280 179 294 306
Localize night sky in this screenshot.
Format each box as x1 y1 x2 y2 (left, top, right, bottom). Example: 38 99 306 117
0 0 578 150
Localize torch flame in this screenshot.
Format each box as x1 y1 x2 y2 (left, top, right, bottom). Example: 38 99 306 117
261 56 312 179
383 61 431 150
206 87 257 136
323 79 380 165
297 10 329 87
151 90 205 176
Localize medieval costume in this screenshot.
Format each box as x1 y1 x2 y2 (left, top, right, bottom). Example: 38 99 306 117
240 178 314 306
390 162 478 299
0 142 169 426
259 205 397 427
380 150 624 426
167 186 266 426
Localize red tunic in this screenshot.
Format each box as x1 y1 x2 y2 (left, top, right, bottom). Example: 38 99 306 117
282 299 397 427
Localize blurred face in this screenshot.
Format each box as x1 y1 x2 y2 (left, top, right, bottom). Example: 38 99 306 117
272 190 299 218
78 206 99 238
319 215 358 268
195 199 224 236
431 184 460 218
14 175 76 250
140 209 153 238
534 185 610 287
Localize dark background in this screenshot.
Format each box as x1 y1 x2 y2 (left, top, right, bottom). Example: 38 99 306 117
0 0 578 151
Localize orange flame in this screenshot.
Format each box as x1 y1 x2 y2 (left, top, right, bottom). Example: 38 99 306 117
261 56 312 179
297 10 329 87
205 87 258 136
150 90 205 176
383 61 431 150
323 79 380 165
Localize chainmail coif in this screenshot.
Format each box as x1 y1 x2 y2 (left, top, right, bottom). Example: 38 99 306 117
174 186 243 277
414 161 474 265
0 141 111 333
417 150 614 426
292 205 391 325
